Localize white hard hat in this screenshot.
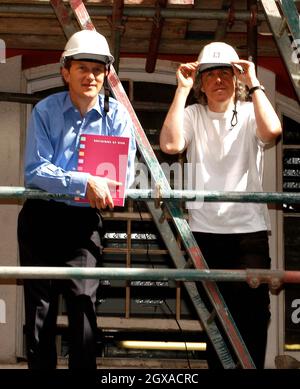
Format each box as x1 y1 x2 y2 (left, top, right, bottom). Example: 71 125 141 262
61 30 114 65
197 42 239 73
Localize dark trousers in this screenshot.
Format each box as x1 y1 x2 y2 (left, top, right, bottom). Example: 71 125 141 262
193 231 271 369
17 199 103 370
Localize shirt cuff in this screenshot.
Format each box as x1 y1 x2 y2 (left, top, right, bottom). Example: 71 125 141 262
68 171 91 197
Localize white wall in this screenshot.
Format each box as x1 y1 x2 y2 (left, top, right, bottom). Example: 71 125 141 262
0 56 22 362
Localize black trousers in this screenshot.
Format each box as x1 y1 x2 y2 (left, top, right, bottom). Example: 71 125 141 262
17 199 103 370
193 231 271 369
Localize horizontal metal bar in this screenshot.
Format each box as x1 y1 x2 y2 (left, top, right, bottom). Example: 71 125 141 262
0 267 299 287
1 186 300 204
127 189 300 204
0 92 41 104
0 267 298 289
0 266 243 281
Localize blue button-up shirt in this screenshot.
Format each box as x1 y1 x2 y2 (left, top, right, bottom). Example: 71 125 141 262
24 92 136 205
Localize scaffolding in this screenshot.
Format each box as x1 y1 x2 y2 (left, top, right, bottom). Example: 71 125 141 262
1 185 300 369
0 0 299 370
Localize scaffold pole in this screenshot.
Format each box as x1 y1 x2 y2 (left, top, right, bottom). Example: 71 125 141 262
0 266 299 287
1 186 300 204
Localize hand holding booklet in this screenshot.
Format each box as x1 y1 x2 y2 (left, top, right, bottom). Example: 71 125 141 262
77 134 130 207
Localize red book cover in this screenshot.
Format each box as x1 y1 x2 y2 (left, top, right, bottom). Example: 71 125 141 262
77 134 130 207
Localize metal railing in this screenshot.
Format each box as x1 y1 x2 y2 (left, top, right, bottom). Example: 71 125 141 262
1 186 300 204
0 267 299 291
0 186 299 290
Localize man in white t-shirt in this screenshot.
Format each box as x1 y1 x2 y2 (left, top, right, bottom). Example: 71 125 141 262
160 42 282 369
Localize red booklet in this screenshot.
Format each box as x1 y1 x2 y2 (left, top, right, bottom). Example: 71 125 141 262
76 134 130 207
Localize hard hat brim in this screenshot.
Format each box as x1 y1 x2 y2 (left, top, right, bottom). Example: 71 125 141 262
65 52 114 65
198 63 233 73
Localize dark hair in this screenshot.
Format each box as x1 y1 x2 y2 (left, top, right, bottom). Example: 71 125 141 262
62 58 72 71
60 59 72 88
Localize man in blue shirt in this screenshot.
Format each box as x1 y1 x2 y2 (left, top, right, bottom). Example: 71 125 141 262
17 30 136 370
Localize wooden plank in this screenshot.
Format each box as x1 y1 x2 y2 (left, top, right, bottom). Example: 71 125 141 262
0 34 66 50
1 33 278 57
57 315 203 331
161 20 188 39
101 211 153 221
94 358 207 369
0 17 65 35
161 35 277 56
103 247 172 255
0 0 193 5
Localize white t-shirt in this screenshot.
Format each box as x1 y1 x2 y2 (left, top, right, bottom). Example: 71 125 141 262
183 101 270 233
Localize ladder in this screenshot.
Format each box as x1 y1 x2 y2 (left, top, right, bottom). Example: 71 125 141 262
50 0 255 369
261 0 300 102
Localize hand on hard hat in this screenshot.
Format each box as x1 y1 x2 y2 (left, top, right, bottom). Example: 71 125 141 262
176 61 199 90
230 59 259 89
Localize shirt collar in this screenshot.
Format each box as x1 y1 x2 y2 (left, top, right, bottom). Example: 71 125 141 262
63 93 103 117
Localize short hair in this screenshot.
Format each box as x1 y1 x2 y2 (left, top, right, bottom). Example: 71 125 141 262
62 57 72 71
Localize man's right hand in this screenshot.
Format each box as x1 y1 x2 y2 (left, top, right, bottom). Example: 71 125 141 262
176 61 199 89
86 176 122 209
